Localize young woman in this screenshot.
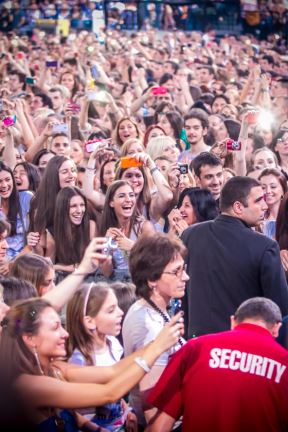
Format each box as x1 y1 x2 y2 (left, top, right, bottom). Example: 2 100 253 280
122 234 189 428
31 186 97 281
0 297 184 430
120 138 145 156
271 129 288 175
67 282 137 431
115 153 174 224
251 148 278 171
13 162 41 193
146 136 179 164
168 187 219 236
28 156 77 257
114 117 142 147
99 159 116 194
143 125 166 148
0 162 33 258
100 180 155 281
259 168 287 239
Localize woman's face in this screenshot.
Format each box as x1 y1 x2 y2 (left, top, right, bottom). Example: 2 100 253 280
0 170 13 199
179 195 197 225
253 150 277 170
178 174 192 193
32 307 69 362
13 164 29 191
92 290 124 337
38 267 55 296
209 115 223 130
70 141 84 165
69 195 86 225
157 115 173 137
148 127 165 141
38 153 54 169
214 122 228 142
110 184 136 219
153 252 189 303
255 126 273 146
121 168 144 196
275 131 288 158
60 72 74 91
261 174 284 208
212 97 227 114
127 142 143 156
58 160 77 189
162 142 178 163
103 161 115 187
118 120 138 143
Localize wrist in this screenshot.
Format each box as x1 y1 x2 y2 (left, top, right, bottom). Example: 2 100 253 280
150 166 159 175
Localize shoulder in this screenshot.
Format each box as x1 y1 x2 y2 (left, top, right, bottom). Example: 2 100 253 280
19 191 33 208
68 349 86 366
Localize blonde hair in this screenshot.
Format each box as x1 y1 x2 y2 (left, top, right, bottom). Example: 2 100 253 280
146 136 177 161
121 138 144 156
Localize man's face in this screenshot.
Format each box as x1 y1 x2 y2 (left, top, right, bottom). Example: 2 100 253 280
240 186 268 227
48 90 64 111
51 135 71 157
198 68 213 84
184 118 207 146
196 164 224 200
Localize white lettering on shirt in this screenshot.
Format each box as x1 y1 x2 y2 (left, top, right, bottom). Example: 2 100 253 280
209 348 286 383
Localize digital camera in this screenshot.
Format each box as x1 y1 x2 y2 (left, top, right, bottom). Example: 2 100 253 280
103 237 118 255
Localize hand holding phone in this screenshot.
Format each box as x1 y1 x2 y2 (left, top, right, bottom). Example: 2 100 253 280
46 60 58 68
226 139 241 151
120 156 144 169
3 115 16 127
52 123 69 134
25 77 35 85
152 87 168 96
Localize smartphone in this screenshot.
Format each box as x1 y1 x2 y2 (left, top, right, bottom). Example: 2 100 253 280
3 115 16 127
152 87 168 96
85 139 102 153
91 66 99 79
52 123 68 134
226 139 241 151
86 91 97 101
178 164 188 175
68 103 81 114
120 156 143 169
25 77 35 85
0 100 3 112
247 110 260 124
46 60 58 68
17 52 25 60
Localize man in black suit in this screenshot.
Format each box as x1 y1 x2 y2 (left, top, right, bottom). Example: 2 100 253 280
182 176 288 338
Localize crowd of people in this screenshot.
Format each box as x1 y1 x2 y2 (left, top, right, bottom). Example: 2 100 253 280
0 12 288 431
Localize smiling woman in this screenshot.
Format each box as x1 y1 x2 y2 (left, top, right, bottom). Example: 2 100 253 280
0 162 33 258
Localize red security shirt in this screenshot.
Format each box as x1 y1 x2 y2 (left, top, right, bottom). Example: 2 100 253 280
148 323 288 432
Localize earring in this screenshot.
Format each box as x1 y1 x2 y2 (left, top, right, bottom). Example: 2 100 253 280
33 346 44 375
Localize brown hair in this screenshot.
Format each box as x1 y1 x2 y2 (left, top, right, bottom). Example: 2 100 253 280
114 117 142 147
66 282 111 365
9 254 53 296
129 233 186 300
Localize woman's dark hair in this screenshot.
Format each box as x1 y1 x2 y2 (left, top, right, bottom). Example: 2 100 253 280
223 119 241 141
271 128 288 164
59 70 80 97
30 156 73 233
100 180 138 236
159 73 173 86
129 233 186 300
154 101 181 119
276 191 288 249
14 162 41 193
0 162 20 236
54 186 90 265
31 149 55 167
155 111 183 142
0 298 52 378
178 187 219 222
99 159 116 194
0 219 11 236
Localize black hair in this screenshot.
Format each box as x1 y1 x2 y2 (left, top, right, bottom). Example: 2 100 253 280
191 152 222 178
178 187 219 222
220 176 260 212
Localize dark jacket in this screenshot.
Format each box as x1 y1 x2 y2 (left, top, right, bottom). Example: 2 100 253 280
181 214 288 338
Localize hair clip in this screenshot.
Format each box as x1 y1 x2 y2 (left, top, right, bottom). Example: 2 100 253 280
29 310 37 319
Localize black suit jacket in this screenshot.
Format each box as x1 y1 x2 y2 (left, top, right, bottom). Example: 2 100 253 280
181 214 288 338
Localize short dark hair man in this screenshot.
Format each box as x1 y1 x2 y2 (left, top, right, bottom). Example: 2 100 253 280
147 297 288 432
191 152 224 201
181 176 288 338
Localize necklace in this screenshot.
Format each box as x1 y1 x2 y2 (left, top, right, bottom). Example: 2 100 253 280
146 298 183 346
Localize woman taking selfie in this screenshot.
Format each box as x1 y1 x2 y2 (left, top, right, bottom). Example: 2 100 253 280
0 297 183 430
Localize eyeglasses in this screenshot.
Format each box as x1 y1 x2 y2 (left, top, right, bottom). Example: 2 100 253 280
163 264 187 278
277 137 288 144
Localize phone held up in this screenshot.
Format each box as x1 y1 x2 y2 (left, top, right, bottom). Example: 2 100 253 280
120 156 143 169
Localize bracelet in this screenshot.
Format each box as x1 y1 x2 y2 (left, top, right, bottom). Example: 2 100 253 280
86 167 95 171
150 166 159 175
134 356 151 373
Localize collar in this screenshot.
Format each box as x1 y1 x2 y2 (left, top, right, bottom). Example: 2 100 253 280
234 322 272 338
216 214 251 229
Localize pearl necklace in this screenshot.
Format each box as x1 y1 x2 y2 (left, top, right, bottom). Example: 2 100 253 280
146 298 184 346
